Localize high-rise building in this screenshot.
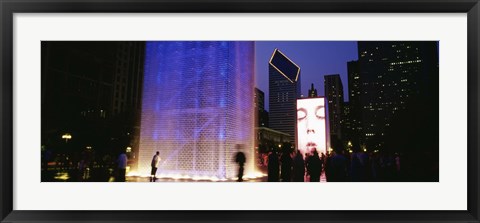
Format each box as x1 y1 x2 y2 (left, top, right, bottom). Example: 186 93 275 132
111 42 146 169
347 60 362 145
353 41 439 150
324 74 344 142
342 102 353 144
41 42 144 155
255 88 269 127
268 48 301 141
112 42 145 117
138 41 255 179
308 83 318 97
42 42 115 131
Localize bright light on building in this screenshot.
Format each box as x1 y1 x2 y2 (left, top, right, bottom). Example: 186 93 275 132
137 41 255 179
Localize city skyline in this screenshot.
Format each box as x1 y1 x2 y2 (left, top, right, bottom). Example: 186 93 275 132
255 41 358 111
41 41 439 182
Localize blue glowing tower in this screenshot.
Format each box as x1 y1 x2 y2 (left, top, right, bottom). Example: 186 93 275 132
138 41 255 180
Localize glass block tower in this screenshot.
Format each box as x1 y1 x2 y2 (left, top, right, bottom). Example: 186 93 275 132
138 41 255 180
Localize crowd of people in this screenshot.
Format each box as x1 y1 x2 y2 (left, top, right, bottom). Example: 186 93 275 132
262 147 403 182
43 144 405 182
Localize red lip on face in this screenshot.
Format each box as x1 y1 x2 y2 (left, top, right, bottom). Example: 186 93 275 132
306 142 317 147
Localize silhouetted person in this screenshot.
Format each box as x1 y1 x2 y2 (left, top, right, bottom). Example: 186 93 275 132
352 149 370 181
234 145 246 182
116 151 128 182
325 153 332 181
280 151 293 182
150 151 161 182
78 159 86 181
42 149 53 172
320 153 326 172
329 150 348 182
293 151 305 182
306 150 322 182
268 150 279 182
350 151 362 182
394 153 401 180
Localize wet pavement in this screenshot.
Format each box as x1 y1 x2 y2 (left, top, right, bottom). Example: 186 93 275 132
125 175 269 182
42 167 326 182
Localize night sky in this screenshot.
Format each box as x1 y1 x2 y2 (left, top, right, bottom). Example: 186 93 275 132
255 41 358 111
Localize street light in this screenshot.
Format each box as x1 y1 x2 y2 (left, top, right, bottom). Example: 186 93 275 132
62 133 72 142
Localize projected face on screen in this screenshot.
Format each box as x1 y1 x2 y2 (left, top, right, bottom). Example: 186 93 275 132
297 98 327 156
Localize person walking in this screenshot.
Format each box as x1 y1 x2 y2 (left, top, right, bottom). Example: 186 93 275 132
268 150 280 182
234 145 246 182
306 150 322 182
280 151 293 182
150 151 161 182
293 150 305 182
116 151 128 182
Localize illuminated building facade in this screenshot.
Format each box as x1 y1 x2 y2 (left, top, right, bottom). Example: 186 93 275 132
351 41 439 150
268 49 301 142
138 41 255 179
324 74 344 142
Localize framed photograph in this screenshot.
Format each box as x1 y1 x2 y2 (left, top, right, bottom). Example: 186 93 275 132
1 0 479 222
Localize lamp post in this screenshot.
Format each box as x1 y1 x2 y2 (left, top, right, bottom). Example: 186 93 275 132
62 133 72 143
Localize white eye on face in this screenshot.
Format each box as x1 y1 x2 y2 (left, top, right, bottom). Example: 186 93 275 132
316 107 325 119
297 109 306 120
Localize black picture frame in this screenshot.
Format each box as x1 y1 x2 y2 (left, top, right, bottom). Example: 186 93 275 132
1 0 479 222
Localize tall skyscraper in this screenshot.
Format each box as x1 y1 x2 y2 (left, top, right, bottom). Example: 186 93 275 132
42 42 116 131
342 102 353 144
347 60 362 145
353 41 439 150
324 74 344 142
268 49 301 141
112 42 146 169
308 83 318 97
112 42 145 117
138 41 255 179
41 42 144 154
255 88 269 127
